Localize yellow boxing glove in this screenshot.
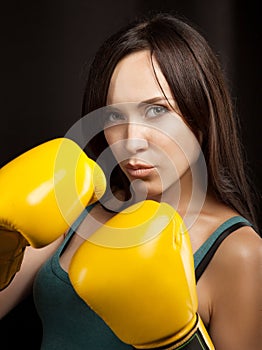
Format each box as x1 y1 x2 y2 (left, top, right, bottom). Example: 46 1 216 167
69 200 214 349
0 137 106 290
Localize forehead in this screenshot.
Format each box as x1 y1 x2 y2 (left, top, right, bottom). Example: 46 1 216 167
106 50 172 105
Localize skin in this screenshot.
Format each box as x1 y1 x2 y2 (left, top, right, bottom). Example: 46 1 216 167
0 51 261 350
103 51 262 349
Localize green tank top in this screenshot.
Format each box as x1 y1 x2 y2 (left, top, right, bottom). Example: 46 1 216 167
34 205 133 350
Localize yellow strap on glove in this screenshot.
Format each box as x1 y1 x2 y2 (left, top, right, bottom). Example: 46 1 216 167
69 200 214 349
0 137 106 290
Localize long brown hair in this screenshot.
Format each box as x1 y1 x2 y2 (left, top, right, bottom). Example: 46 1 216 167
81 13 258 230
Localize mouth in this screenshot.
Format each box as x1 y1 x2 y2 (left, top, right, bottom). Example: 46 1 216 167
123 162 155 178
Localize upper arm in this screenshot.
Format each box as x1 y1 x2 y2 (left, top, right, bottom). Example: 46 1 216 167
0 236 64 319
208 227 262 350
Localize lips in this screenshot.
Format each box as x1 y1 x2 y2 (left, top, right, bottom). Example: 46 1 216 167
124 162 155 178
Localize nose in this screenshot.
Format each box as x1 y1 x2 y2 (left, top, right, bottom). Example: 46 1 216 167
125 122 149 154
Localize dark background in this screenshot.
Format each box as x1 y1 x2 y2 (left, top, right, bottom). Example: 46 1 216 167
0 0 261 348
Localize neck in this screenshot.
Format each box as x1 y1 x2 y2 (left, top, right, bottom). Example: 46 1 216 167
148 163 208 230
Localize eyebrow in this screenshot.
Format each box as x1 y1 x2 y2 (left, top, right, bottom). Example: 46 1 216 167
106 97 178 112
137 97 174 107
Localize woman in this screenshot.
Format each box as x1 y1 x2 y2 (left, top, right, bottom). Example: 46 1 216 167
0 13 261 350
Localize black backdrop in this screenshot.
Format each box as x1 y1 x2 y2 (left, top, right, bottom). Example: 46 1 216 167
0 0 261 348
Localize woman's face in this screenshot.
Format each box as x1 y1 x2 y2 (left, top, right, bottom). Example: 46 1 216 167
104 50 201 203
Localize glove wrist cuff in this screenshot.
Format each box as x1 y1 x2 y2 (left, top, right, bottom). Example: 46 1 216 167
135 314 214 350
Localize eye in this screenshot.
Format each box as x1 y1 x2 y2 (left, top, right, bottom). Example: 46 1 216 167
145 105 169 119
103 109 126 126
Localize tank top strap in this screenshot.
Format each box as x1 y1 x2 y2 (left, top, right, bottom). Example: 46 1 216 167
193 216 253 282
57 203 96 255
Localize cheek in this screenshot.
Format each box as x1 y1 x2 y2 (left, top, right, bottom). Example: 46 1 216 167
104 127 115 146
157 139 184 176
104 125 122 150
160 123 201 167
104 126 126 161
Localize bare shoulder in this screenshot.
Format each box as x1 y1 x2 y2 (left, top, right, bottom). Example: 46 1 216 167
215 225 262 266
206 225 262 349
208 225 262 285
